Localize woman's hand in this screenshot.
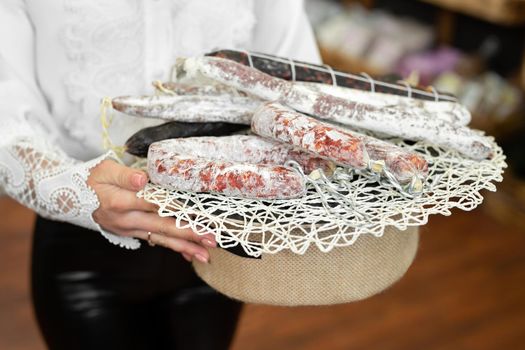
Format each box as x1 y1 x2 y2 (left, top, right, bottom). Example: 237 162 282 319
87 159 215 263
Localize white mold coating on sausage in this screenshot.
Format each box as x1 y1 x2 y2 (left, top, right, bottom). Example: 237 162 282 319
149 135 334 175
147 138 308 199
300 82 471 126
253 102 429 185
112 94 260 125
252 102 369 170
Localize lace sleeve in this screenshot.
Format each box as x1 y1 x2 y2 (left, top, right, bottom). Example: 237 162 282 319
0 118 141 249
0 138 140 249
0 2 140 249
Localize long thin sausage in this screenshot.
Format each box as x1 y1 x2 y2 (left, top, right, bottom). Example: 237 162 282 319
112 94 260 125
299 82 471 126
157 82 248 96
156 81 471 127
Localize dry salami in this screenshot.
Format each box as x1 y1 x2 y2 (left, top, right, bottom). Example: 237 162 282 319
206 49 457 102
111 94 260 124
299 82 471 126
252 103 368 170
149 156 304 199
156 82 248 97
252 102 429 186
147 135 334 199
289 85 492 160
176 56 291 101
175 57 492 160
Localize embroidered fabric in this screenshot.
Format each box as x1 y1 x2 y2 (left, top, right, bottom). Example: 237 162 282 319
60 0 149 152
59 0 255 152
0 119 140 249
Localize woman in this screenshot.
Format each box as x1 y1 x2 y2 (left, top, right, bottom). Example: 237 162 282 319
0 0 320 349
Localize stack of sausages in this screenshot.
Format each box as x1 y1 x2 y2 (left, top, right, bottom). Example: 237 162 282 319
112 51 492 199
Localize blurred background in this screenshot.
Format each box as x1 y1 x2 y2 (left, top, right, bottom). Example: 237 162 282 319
1 0 525 349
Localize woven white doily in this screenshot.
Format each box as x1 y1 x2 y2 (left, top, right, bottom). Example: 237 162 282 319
137 134 506 257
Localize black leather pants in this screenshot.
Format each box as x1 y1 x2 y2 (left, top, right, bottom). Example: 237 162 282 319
31 217 242 350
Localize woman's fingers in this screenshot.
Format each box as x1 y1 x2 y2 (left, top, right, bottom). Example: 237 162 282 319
122 211 216 246
95 223 208 260
89 159 148 192
96 209 215 246
132 230 210 262
87 159 215 262
105 189 158 213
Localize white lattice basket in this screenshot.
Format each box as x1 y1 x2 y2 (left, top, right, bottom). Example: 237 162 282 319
138 134 506 258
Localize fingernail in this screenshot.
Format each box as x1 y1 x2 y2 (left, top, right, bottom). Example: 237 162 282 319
132 173 146 188
195 254 209 264
201 239 216 248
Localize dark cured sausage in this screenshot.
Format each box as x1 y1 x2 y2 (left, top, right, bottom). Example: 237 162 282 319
206 49 456 102
125 121 248 157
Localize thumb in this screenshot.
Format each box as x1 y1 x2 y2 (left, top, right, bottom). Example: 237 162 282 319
108 162 148 191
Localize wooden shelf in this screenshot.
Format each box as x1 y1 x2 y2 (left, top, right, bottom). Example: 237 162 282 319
421 0 525 25
319 45 388 77
340 0 525 89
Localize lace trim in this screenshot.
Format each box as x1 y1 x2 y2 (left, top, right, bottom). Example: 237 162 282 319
78 152 141 249
0 136 140 249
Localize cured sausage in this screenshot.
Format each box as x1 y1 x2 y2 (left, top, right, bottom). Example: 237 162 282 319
125 121 248 157
299 82 471 126
149 135 334 174
252 102 429 186
290 85 492 160
111 94 260 124
149 155 305 199
159 79 470 127
147 135 335 199
148 136 307 199
251 103 369 170
156 81 248 97
206 49 457 102
175 57 492 160
175 56 291 101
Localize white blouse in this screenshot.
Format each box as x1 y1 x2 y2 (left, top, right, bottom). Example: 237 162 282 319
0 0 320 248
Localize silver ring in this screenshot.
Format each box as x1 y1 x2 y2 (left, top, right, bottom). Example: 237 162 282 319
147 231 155 247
